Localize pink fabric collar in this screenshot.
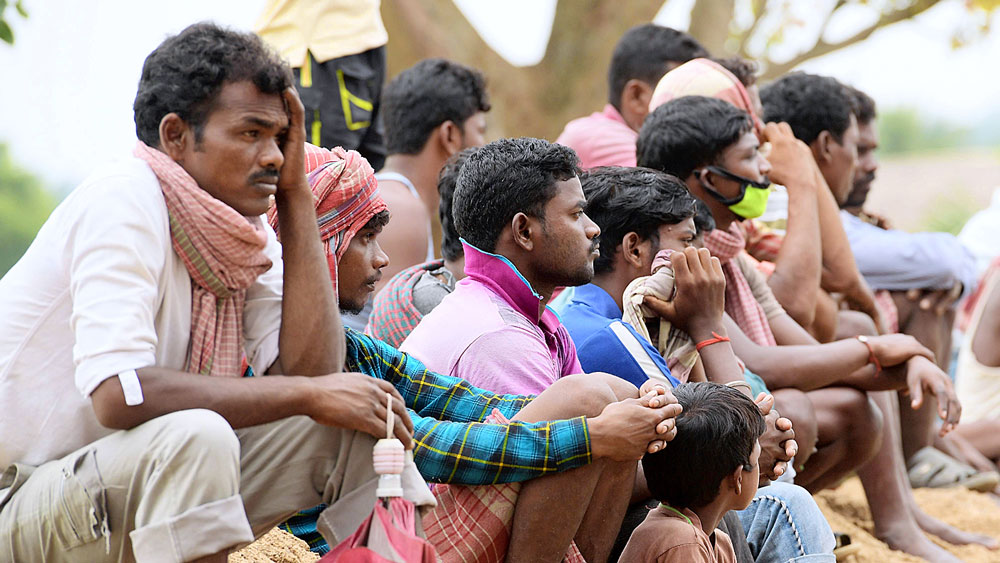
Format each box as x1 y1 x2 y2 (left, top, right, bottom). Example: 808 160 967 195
460 241 562 333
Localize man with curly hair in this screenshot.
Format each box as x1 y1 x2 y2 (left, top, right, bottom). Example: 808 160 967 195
0 25 682 563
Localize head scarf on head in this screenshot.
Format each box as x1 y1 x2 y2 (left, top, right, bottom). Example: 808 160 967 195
267 143 387 296
649 58 764 135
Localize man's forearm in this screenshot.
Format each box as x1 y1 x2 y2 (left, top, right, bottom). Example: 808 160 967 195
274 186 344 374
91 367 313 430
766 177 822 326
728 317 873 390
688 322 744 384
816 181 864 293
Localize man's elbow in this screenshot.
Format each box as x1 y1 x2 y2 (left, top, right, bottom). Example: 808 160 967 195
783 299 817 329
90 378 138 430
821 270 856 294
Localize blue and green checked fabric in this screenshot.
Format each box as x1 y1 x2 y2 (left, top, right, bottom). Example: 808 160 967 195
282 328 594 553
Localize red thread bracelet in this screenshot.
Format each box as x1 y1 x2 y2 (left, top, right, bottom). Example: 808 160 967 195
856 335 882 374
695 331 731 351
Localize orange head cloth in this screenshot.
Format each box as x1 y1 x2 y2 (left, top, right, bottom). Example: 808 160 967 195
267 143 387 296
649 58 764 135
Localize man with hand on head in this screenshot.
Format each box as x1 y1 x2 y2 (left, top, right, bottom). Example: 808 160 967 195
0 23 432 563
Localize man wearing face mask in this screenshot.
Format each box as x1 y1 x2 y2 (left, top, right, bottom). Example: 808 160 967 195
639 95 982 563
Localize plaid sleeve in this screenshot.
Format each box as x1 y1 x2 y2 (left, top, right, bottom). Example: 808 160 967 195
348 330 593 485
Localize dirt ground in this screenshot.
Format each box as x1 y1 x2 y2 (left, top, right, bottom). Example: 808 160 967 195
229 527 318 563
865 149 1000 232
231 477 1000 562
815 477 1000 563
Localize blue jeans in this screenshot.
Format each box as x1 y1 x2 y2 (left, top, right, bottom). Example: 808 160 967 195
737 482 836 563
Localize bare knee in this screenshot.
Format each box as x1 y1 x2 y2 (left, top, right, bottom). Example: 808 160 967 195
836 310 878 339
548 373 637 418
773 388 818 450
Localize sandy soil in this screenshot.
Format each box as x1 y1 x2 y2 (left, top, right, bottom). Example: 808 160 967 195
233 477 1000 562
816 477 1000 563
229 527 318 563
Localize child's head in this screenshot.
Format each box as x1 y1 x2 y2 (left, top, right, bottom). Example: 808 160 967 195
691 199 716 248
642 382 765 511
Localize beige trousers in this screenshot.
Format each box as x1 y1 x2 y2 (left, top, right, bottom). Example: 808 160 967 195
0 409 435 563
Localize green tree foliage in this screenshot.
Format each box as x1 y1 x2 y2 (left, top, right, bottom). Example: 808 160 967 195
878 108 971 154
0 0 27 45
0 143 54 275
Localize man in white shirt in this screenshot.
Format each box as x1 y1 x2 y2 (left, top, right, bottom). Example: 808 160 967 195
0 23 433 563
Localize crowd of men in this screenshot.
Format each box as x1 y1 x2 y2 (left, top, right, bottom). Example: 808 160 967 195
1 6 998 563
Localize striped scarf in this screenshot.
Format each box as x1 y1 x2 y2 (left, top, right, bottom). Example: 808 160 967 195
649 57 764 135
704 223 777 346
622 250 699 382
133 142 272 377
267 144 385 296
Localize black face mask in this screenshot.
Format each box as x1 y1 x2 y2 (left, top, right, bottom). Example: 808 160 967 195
698 166 771 206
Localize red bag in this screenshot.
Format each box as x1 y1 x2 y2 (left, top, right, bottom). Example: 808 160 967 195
321 497 437 563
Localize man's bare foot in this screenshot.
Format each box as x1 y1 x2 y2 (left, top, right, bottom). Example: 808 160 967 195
912 505 1000 549
877 525 962 563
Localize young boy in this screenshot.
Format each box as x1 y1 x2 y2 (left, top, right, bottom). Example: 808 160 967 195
621 382 765 562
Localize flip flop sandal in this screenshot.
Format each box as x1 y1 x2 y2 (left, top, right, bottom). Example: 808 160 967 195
833 532 862 561
906 446 1000 492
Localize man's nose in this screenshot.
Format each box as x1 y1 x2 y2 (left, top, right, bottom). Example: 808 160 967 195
260 138 284 170
373 241 390 269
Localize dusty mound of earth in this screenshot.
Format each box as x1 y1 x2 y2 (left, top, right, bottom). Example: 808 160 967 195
815 477 1000 562
229 527 318 563
232 477 1000 562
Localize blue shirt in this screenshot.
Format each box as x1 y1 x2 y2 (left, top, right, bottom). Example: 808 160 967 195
555 283 679 388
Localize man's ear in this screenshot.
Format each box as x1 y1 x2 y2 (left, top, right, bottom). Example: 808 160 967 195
811 131 834 165
621 232 645 269
621 79 653 126
158 113 191 161
437 120 463 157
510 212 536 252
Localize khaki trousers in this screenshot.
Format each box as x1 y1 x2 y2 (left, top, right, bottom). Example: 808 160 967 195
0 409 435 563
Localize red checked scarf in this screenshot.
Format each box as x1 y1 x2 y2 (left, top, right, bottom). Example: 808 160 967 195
267 144 385 296
134 142 272 377
703 223 777 346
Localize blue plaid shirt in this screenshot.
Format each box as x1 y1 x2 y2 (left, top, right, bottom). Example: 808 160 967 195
282 328 594 553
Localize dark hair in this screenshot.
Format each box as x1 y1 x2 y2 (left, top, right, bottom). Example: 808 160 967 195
382 58 491 155
637 96 753 180
361 209 391 232
692 199 716 235
438 148 478 262
642 382 765 508
133 22 293 147
454 138 580 253
845 84 877 125
712 56 758 87
581 167 695 275
760 72 853 144
607 24 709 110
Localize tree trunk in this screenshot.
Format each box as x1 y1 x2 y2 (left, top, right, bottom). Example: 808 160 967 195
687 0 736 55
382 0 662 140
